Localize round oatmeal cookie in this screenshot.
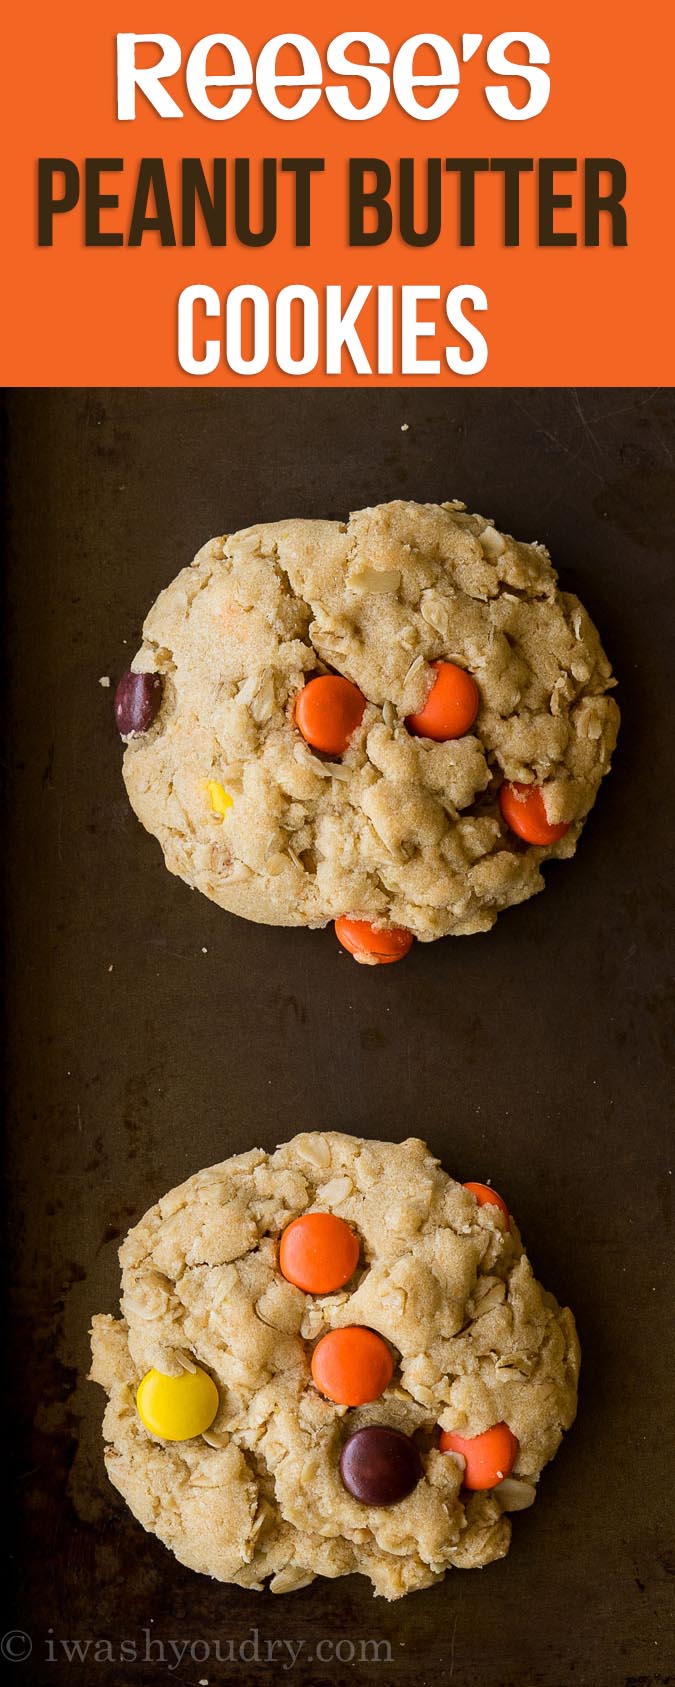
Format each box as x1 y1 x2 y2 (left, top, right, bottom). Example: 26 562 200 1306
90 1132 580 1600
117 501 618 948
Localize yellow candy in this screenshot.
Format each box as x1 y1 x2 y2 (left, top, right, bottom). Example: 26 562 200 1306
207 779 233 817
136 1366 218 1441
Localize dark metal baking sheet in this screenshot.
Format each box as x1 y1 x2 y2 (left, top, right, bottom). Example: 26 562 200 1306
2 388 673 1687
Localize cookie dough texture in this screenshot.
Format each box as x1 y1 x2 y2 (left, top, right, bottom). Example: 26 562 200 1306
121 500 619 939
90 1133 580 1600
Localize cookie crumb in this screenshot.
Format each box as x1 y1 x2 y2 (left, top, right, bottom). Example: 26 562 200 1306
98 675 111 688
201 946 208 954
108 964 114 973
400 422 410 431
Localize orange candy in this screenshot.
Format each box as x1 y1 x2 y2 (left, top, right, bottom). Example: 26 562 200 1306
439 1422 519 1489
311 1326 394 1405
294 675 366 756
406 661 479 741
499 781 571 846
279 1212 359 1294
334 917 414 965
463 1181 510 1226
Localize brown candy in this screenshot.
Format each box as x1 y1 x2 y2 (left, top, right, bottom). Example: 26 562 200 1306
114 670 163 737
339 1425 422 1506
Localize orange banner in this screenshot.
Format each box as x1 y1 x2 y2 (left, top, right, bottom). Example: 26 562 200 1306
2 2 672 385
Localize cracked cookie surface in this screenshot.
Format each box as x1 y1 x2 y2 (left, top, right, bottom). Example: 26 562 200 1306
121 500 619 940
90 1132 580 1600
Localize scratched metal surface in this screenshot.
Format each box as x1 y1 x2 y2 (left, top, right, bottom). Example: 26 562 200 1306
2 388 673 1687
